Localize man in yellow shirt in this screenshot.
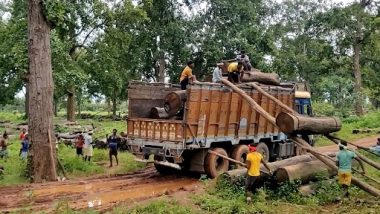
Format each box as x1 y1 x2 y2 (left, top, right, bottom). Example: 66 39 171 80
179 61 195 90
245 144 272 203
227 61 243 83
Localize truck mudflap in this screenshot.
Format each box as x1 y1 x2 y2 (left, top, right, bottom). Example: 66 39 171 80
134 157 182 170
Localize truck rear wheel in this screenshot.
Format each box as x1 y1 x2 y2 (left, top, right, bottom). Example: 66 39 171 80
256 143 269 162
204 147 229 178
231 145 249 169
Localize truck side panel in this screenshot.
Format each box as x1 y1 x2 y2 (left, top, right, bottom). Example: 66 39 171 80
184 84 294 141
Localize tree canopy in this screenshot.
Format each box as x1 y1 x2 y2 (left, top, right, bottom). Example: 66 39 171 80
0 0 379 117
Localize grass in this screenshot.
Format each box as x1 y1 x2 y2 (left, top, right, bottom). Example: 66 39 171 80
0 111 142 186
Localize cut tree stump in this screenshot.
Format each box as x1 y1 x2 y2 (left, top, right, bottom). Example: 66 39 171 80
164 90 187 117
151 107 169 119
276 112 341 135
241 71 280 86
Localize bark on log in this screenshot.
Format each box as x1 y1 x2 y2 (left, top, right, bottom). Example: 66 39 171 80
241 71 280 86
224 153 337 180
164 90 187 116
274 160 336 184
276 112 341 135
151 107 169 119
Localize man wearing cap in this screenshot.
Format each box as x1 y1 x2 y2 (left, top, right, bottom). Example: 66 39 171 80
179 61 196 90
336 142 365 198
245 144 272 203
212 63 223 83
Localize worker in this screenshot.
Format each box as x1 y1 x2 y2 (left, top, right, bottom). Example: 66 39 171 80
236 50 252 71
336 142 365 199
227 61 244 83
75 134 85 158
179 61 196 90
83 131 94 162
108 129 120 167
369 138 380 155
245 144 272 203
0 132 9 160
19 128 27 156
20 134 29 160
212 63 224 83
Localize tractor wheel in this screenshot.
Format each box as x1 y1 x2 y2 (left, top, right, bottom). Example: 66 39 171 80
256 142 270 162
204 147 229 178
230 145 249 169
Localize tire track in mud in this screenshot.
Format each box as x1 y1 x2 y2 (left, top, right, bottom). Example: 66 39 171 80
0 167 199 213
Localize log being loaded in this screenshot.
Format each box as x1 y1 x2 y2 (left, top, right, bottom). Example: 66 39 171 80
220 79 380 197
163 90 187 117
241 71 281 86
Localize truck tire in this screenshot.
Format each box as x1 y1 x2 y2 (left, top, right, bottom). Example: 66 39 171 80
256 143 269 162
230 145 249 169
204 147 229 178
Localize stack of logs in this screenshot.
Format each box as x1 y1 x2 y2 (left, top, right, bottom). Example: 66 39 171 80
150 70 281 119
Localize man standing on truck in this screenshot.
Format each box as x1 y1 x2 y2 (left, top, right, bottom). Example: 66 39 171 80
245 144 272 203
179 61 196 90
228 61 244 83
108 129 120 167
212 63 223 83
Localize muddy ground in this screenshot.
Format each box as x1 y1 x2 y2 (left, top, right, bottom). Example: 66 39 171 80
0 136 378 213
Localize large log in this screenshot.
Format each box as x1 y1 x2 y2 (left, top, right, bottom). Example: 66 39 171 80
276 112 341 135
241 71 280 86
224 153 336 180
274 160 336 184
164 90 187 116
151 107 169 119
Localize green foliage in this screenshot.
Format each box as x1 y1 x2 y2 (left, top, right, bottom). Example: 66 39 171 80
312 101 336 117
123 200 193 214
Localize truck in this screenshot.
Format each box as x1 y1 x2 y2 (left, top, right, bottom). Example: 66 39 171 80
127 80 313 178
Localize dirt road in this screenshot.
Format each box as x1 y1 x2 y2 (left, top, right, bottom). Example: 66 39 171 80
0 135 377 213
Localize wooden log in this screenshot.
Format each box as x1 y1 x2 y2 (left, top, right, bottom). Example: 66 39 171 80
164 90 187 116
224 153 336 180
276 112 341 135
241 71 280 86
274 160 336 184
151 107 169 119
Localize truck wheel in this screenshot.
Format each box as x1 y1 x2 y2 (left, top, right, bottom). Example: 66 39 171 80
256 143 269 162
231 145 249 169
154 155 172 174
204 148 229 178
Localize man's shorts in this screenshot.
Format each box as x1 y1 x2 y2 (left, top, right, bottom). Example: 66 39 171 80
109 148 118 156
180 77 189 90
76 147 83 155
245 175 259 191
228 72 240 83
338 171 352 186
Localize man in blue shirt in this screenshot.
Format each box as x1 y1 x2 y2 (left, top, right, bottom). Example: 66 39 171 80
108 129 120 167
336 142 365 198
21 135 29 160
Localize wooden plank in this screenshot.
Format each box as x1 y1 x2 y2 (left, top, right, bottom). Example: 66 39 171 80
223 91 233 136
245 89 253 136
215 89 224 137
235 89 244 138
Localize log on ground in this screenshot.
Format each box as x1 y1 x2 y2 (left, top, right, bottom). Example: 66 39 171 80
151 107 169 119
276 112 341 135
274 160 336 184
241 71 280 86
164 90 187 116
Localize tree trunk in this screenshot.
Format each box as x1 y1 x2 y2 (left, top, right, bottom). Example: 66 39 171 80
106 97 111 115
274 160 336 184
241 72 280 86
25 83 29 118
276 112 341 135
27 0 57 182
151 107 169 119
158 52 165 82
53 98 58 117
164 90 187 116
353 40 364 116
112 96 117 119
66 86 75 122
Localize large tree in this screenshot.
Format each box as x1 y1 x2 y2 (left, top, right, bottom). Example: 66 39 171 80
27 0 56 182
